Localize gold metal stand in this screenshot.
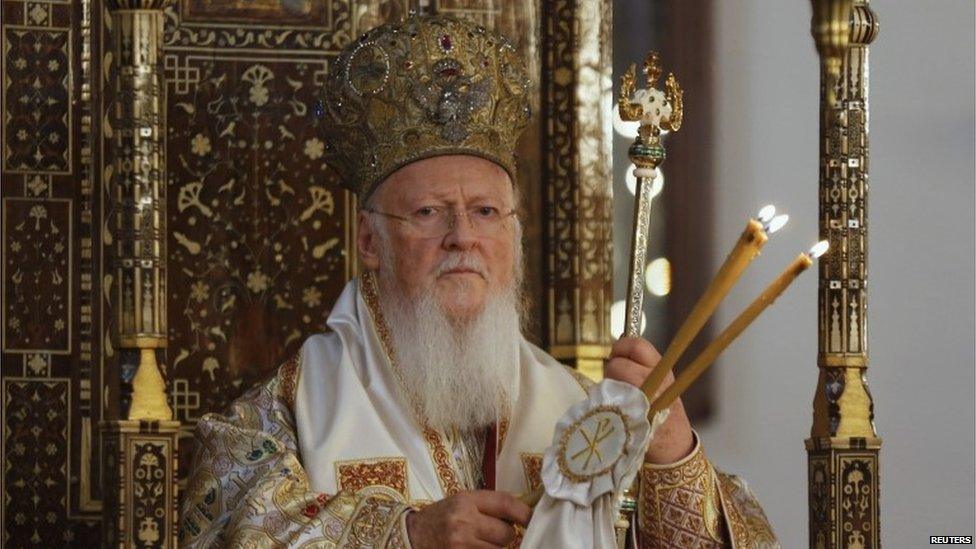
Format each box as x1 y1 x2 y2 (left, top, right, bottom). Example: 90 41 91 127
101 0 179 546
807 2 881 547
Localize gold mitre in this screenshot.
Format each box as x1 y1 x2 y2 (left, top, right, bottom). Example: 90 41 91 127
321 14 532 200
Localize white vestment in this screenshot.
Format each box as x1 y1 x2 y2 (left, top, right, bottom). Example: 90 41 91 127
179 277 778 548
294 278 592 502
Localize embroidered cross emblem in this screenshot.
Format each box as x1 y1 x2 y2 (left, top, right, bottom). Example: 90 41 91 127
571 417 616 469
556 405 630 481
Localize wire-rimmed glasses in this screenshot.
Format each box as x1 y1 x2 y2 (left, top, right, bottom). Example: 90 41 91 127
364 205 517 238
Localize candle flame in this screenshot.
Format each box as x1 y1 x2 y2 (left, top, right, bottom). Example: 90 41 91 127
757 204 776 224
766 214 789 234
809 240 830 258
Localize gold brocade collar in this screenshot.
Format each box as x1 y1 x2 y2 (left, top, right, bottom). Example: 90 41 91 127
359 270 469 494
359 270 421 415
358 270 394 362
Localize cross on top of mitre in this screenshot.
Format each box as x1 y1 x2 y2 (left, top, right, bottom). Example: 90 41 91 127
618 51 683 138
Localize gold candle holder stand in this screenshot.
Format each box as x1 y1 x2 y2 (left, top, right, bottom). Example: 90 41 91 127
807 1 881 547
100 1 180 546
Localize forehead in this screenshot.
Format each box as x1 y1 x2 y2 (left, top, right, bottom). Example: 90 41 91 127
375 155 513 203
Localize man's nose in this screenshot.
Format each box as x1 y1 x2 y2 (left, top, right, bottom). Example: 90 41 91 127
442 212 477 250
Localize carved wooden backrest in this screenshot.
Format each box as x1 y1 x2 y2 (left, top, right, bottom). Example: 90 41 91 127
3 0 605 544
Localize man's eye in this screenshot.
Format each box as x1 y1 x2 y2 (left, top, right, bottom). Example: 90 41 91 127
473 206 500 218
414 206 438 218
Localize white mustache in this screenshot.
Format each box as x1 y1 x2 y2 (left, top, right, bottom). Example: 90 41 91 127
435 253 488 278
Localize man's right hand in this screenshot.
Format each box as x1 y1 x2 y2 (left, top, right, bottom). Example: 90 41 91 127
405 490 532 548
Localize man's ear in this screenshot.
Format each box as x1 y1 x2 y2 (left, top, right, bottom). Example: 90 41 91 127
357 210 380 270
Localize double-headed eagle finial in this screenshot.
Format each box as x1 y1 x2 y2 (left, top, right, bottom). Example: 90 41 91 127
618 51 683 137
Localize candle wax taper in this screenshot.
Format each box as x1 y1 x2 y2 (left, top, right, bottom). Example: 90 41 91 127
639 219 768 400
650 252 814 414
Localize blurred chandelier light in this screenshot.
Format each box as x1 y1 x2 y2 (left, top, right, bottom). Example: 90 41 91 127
625 167 664 198
612 104 640 139
644 257 672 296
610 300 646 339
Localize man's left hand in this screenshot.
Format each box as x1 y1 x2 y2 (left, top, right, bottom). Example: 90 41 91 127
604 337 695 464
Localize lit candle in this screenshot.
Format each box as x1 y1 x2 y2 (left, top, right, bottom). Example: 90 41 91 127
639 209 782 400
649 240 829 414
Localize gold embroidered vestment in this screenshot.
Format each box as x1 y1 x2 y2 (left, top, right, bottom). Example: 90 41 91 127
179 280 777 548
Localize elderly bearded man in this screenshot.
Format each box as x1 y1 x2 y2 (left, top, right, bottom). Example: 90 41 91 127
180 14 777 549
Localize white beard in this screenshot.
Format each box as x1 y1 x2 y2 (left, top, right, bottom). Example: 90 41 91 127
375 228 523 432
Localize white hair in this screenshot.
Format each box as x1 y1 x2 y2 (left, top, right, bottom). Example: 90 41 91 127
371 214 525 432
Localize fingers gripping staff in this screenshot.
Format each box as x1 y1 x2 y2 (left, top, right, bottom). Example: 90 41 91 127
520 379 668 548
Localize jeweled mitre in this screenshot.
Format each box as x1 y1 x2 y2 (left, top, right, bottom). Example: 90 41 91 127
321 14 532 199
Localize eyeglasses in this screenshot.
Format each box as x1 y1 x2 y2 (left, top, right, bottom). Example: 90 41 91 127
364 205 517 238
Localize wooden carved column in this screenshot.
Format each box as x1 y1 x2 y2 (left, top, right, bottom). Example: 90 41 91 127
807 1 881 547
541 0 615 380
100 0 179 546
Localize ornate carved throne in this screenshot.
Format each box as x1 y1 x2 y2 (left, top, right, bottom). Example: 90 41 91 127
1 0 618 545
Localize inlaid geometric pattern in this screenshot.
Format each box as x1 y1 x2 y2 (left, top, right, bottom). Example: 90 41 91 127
2 197 71 353
807 445 881 548
100 422 180 548
543 0 613 348
178 0 334 27
2 0 89 542
164 55 350 418
818 10 872 368
129 440 172 546
2 26 71 174
157 0 543 469
839 454 878 547
2 378 70 546
809 4 881 546
162 1 368 54
808 453 830 546
151 1 389 445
